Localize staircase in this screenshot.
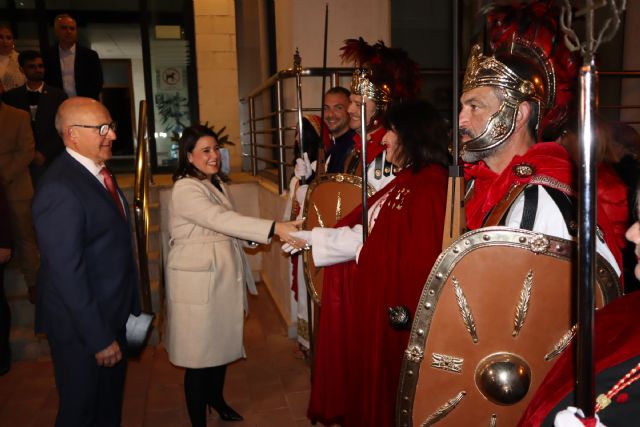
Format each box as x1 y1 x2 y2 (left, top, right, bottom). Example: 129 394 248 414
5 266 49 360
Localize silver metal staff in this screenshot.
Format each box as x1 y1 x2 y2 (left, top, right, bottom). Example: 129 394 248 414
360 96 369 242
442 0 465 250
294 48 307 185
560 0 626 418
315 4 329 178
307 3 329 379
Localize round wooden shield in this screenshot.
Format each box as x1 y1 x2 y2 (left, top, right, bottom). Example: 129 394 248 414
396 227 620 427
301 173 375 305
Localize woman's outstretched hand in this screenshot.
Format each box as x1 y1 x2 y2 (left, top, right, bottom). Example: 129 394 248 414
275 219 307 251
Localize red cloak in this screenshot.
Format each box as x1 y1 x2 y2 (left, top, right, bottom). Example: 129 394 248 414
517 291 640 426
595 163 628 276
465 142 625 276
352 126 387 164
464 142 574 230
307 165 448 426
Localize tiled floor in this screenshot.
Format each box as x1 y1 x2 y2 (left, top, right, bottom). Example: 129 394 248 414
0 284 315 426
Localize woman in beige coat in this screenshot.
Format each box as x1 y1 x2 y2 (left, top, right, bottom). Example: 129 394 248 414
166 125 300 426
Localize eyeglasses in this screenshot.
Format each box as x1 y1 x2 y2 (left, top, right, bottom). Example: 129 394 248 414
70 122 117 136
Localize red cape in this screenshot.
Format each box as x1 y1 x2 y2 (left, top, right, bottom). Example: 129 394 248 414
352 126 387 164
595 163 628 277
464 142 574 230
518 291 640 426
464 143 625 274
308 165 448 426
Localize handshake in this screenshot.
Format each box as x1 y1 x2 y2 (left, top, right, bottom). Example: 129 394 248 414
282 230 312 255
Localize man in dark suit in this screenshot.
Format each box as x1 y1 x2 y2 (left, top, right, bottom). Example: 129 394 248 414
3 50 67 184
32 97 140 426
43 14 103 100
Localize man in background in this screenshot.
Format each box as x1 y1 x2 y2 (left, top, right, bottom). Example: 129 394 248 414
43 14 103 100
323 86 355 173
4 50 67 184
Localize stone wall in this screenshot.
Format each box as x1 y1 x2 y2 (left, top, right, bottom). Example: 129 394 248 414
193 0 243 171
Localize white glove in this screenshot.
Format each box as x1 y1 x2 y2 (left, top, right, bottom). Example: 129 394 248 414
291 230 312 246
554 407 606 427
294 152 316 180
295 184 309 208
281 243 301 255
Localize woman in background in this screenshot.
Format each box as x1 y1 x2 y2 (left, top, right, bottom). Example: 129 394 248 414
0 24 25 93
166 125 300 426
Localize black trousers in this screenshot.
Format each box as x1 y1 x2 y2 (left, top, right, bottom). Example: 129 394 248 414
184 364 228 427
49 330 128 427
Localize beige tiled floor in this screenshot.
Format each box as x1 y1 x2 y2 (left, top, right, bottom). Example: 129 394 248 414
0 283 314 426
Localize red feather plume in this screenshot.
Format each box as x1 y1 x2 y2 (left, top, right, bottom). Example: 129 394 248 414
340 37 421 102
485 0 579 140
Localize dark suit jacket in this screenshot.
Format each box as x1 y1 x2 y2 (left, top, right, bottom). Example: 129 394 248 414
33 151 140 354
43 44 103 100
3 84 68 165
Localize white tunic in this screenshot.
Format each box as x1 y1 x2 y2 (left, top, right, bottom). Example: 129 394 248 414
506 186 621 275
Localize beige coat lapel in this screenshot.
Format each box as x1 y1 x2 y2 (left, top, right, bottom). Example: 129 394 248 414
201 179 233 210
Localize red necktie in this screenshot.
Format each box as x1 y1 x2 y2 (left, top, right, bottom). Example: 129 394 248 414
99 167 126 218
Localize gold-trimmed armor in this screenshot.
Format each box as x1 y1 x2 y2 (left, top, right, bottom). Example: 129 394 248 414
350 68 391 106
461 37 556 157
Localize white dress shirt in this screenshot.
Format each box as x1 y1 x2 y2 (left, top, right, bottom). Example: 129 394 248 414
59 44 77 98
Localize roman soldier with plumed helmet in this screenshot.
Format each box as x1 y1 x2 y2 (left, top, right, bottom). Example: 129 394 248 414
460 29 620 275
340 37 421 190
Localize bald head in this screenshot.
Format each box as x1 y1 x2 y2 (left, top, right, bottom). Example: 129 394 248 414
56 97 100 136
57 97 116 165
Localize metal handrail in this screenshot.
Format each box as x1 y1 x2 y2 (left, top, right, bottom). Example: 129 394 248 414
242 67 356 193
133 100 153 313
242 65 640 194
242 67 353 100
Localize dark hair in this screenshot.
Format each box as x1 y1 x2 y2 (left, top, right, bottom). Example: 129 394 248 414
173 125 220 182
18 50 42 67
382 100 450 172
325 86 350 99
0 23 12 33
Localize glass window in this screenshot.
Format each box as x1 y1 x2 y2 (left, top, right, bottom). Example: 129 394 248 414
13 21 39 51
149 0 184 12
149 36 194 167
45 0 137 11
14 0 36 9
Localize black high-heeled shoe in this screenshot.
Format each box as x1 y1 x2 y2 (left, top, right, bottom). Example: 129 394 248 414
209 403 243 422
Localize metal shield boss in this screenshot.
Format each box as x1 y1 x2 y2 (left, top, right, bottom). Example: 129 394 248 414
397 227 620 426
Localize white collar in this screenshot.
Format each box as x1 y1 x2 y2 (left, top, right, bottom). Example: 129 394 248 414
66 147 103 178
26 82 45 93
59 43 76 54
